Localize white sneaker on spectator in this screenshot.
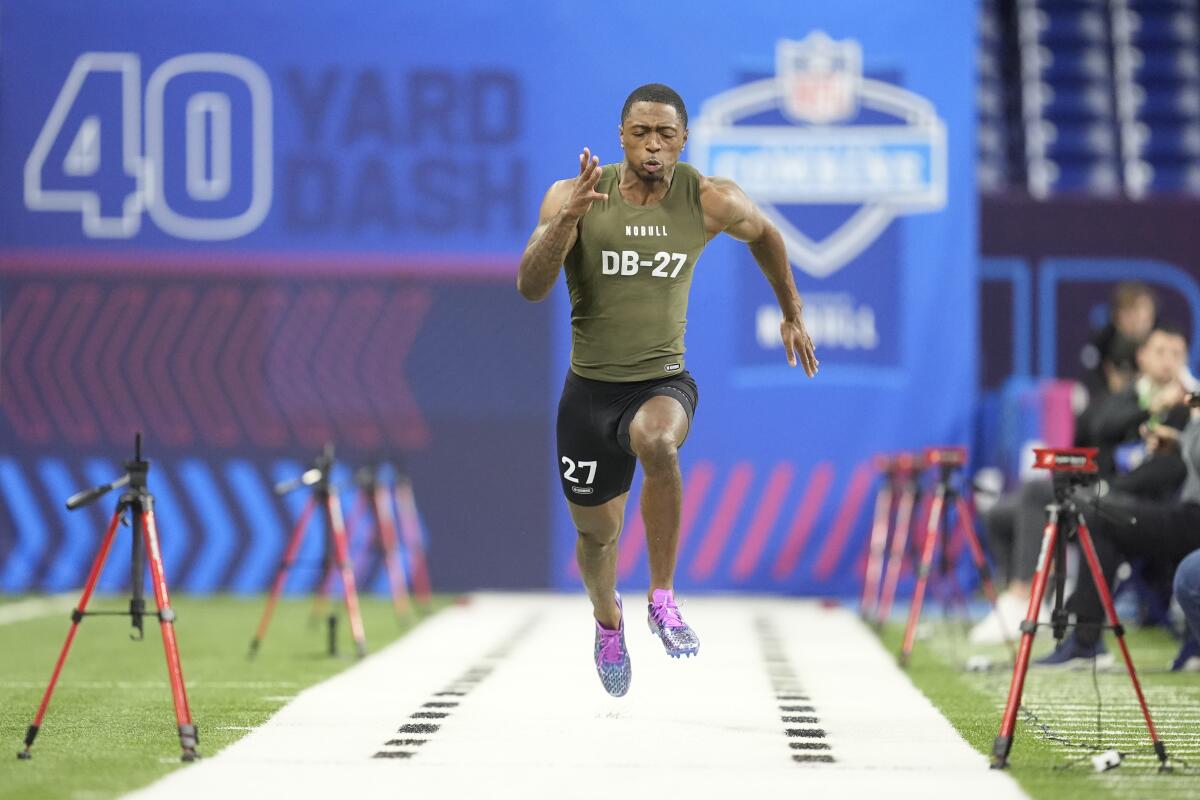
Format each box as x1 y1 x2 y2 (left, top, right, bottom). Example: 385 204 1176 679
968 593 1046 645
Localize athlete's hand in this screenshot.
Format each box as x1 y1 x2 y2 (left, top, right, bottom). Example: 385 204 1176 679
561 147 608 220
781 315 819 377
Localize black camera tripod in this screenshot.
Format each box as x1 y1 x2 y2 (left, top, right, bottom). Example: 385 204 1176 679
992 448 1167 770
18 434 199 761
249 444 367 659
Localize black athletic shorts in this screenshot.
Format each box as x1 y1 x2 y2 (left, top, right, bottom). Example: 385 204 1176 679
556 369 698 506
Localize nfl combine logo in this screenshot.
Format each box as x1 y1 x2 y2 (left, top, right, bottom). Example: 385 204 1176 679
690 32 947 279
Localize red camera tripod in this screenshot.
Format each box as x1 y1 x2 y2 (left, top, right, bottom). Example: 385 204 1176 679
344 463 413 621
249 444 367 659
18 434 199 761
899 446 1010 666
991 448 1168 770
873 452 925 626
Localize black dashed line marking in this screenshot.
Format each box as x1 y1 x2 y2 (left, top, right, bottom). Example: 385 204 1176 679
757 617 834 766
785 728 827 738
375 614 540 762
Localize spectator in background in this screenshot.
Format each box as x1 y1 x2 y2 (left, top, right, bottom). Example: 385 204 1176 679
1080 282 1156 403
1088 323 1191 477
972 324 1189 645
1037 326 1199 667
1074 333 1138 450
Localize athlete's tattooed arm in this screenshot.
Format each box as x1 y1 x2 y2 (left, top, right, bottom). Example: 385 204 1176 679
700 176 819 377
517 148 609 302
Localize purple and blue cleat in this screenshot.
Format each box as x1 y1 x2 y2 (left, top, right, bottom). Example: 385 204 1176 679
647 588 700 658
594 592 631 697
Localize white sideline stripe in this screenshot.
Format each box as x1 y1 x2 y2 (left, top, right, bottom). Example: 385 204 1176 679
0 681 300 690
127 595 1027 800
0 594 74 625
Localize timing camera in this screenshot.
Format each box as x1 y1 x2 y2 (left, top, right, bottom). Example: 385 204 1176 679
924 446 967 467
1031 447 1098 474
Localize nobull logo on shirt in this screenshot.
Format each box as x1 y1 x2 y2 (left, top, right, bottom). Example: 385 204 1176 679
625 225 669 237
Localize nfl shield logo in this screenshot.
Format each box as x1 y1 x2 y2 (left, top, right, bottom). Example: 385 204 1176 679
777 33 861 124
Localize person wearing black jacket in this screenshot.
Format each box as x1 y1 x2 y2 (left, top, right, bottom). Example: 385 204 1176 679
1088 324 1190 477
1038 327 1200 667
1080 282 1156 402
973 325 1190 645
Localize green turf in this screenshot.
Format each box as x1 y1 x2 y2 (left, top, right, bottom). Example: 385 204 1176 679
0 593 450 800
878 615 1200 800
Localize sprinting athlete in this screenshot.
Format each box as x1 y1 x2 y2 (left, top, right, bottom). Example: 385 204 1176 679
517 84 818 697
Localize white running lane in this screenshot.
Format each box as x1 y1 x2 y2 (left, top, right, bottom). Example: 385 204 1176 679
128 594 1027 799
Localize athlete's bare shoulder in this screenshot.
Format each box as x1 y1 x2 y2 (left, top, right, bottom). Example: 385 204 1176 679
698 174 741 207
697 174 761 241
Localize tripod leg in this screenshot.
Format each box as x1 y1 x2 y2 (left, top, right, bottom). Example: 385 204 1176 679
992 512 1060 769
18 508 123 759
900 486 946 666
395 479 432 607
318 522 338 656
311 531 335 629
1076 519 1169 769
344 491 368 566
328 492 368 658
130 504 146 641
250 497 316 657
143 506 200 761
374 484 412 620
956 496 1015 655
877 483 916 625
860 481 894 619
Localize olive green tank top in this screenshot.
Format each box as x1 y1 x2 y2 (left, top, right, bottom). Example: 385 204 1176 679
563 162 708 382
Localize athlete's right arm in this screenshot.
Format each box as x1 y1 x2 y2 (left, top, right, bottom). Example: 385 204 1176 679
516 148 608 302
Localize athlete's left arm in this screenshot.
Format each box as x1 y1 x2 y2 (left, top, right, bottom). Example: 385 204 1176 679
700 176 819 377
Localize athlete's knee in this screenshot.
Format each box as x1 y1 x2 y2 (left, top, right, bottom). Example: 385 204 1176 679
633 429 679 473
577 521 622 548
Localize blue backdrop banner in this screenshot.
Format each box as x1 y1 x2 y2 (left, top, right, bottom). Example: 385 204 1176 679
0 1 975 595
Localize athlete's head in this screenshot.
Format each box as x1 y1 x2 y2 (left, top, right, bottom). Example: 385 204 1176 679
619 84 688 183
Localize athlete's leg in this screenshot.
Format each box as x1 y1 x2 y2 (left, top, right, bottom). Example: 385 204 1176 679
627 395 690 600
569 493 629 630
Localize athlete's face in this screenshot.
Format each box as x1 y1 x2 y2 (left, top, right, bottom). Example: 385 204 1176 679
619 102 687 182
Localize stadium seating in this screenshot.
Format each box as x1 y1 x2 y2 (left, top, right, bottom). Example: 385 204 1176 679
980 0 1200 197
